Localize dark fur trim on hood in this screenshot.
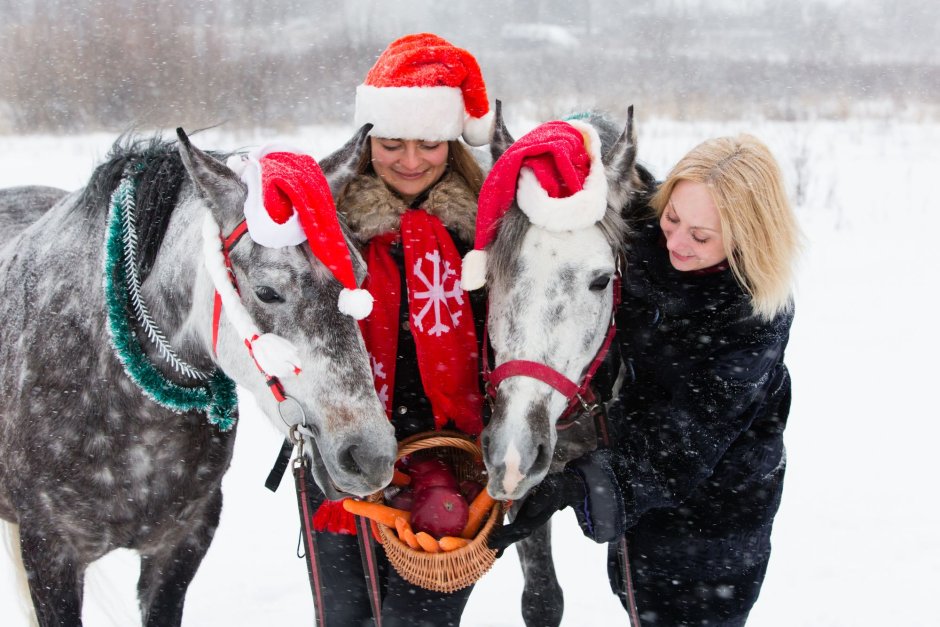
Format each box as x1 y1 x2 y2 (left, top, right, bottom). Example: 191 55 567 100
338 171 477 244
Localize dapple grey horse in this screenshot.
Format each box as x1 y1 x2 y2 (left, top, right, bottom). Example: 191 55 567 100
480 105 650 626
0 128 397 626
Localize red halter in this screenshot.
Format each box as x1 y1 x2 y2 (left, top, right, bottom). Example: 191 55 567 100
210 219 288 403
482 268 621 427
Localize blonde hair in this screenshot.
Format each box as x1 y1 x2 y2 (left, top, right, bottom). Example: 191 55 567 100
650 134 800 321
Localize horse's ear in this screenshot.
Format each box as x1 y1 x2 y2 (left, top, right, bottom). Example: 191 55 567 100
602 105 638 211
176 128 246 230
320 123 373 198
490 100 515 162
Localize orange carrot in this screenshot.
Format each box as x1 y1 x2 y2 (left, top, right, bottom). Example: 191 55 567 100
415 531 441 553
370 519 384 544
438 536 470 551
342 499 410 528
395 517 420 550
392 468 412 486
461 489 497 539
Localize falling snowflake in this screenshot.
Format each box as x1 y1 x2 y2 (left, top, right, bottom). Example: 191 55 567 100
369 353 389 406
411 250 464 337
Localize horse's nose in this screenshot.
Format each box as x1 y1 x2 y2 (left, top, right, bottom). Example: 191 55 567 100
338 440 395 484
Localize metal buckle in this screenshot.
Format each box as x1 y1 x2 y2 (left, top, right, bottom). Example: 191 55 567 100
277 395 307 429
576 392 599 414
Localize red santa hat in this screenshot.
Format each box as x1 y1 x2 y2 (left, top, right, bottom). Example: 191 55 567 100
461 120 608 290
222 147 374 320
354 33 494 146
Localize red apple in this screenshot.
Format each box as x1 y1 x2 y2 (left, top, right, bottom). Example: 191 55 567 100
410 486 469 538
408 458 459 492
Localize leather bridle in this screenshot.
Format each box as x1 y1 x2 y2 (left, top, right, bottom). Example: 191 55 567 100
482 263 622 428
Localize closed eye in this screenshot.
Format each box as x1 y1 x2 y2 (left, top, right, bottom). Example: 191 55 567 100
589 275 611 291
254 285 284 303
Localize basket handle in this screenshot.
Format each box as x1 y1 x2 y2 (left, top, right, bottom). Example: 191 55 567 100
396 433 483 462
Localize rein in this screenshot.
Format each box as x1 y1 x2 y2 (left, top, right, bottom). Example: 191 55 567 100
482 267 622 428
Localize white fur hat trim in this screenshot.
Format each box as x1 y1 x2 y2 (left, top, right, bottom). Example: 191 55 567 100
235 143 309 249
515 121 608 232
356 85 465 142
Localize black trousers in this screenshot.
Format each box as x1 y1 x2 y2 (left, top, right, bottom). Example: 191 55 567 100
306 479 474 626
607 531 771 627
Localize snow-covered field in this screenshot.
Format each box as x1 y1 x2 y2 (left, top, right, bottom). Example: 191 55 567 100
1 117 937 626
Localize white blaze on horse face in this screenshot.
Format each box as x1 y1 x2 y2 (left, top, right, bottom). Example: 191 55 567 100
501 439 527 496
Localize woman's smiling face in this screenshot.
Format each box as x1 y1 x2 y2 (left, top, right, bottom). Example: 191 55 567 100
659 180 727 272
369 137 449 203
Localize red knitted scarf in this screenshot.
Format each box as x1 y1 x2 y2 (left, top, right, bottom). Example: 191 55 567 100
313 209 482 535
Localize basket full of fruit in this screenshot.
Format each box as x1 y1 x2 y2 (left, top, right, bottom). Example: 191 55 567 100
343 431 505 593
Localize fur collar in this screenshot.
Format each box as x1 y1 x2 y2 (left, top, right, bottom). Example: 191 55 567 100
338 171 477 244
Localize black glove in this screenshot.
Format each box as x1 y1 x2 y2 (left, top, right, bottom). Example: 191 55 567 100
488 448 628 552
487 468 586 552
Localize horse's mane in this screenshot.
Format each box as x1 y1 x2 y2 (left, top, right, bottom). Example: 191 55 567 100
78 134 234 281
77 135 185 280
488 112 656 289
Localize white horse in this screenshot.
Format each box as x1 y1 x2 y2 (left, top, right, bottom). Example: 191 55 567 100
0 128 397 626
479 105 651 626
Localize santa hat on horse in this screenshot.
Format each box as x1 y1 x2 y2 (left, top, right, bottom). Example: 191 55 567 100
223 146 373 319
461 119 608 290
200 147 373 379
354 32 495 146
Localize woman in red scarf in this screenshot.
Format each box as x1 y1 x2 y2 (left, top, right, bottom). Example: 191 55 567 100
304 33 493 626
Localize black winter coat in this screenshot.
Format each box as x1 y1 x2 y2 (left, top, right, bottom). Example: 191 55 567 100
597 216 792 623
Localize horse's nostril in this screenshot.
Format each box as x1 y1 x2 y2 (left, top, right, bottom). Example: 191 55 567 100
480 433 491 454
339 444 363 476
533 443 551 473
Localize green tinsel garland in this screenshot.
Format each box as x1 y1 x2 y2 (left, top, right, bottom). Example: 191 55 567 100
104 169 238 431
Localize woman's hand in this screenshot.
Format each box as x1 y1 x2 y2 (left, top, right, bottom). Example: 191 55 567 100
487 469 586 551
488 448 627 551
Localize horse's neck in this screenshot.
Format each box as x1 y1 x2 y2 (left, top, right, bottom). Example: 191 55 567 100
139 189 216 374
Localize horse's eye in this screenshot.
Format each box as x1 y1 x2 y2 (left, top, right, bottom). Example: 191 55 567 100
254 285 284 303
589 276 611 291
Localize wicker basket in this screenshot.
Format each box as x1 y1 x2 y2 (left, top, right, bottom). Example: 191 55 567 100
370 431 505 593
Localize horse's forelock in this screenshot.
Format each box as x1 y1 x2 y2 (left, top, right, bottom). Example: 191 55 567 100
487 205 530 289
488 203 627 290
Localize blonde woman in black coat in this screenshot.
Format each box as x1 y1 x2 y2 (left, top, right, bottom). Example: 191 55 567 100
491 134 801 626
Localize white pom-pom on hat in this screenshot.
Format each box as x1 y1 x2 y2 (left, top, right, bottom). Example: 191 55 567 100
462 110 496 147
460 248 488 291
338 287 375 320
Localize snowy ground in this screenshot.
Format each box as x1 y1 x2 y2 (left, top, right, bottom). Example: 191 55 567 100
1 117 937 626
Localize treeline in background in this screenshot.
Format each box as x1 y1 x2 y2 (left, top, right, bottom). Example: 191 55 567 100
1 0 937 133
